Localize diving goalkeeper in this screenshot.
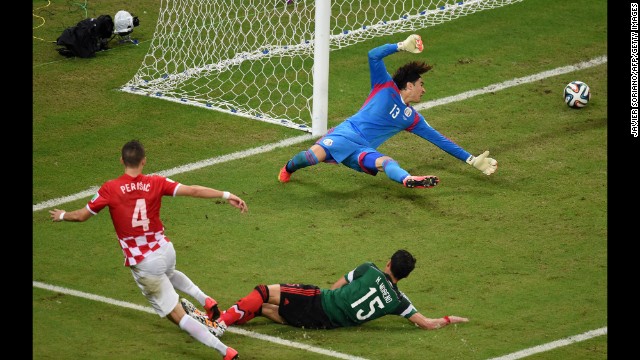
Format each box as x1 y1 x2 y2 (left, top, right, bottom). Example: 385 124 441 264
278 34 498 188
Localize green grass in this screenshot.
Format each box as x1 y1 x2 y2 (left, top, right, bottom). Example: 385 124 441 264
33 0 607 359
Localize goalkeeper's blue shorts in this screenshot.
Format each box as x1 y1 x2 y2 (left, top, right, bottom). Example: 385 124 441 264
315 129 379 175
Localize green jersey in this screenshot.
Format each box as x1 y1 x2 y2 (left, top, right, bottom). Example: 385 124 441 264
320 262 418 327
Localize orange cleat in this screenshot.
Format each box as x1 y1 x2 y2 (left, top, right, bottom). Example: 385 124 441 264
278 165 291 183
223 347 238 360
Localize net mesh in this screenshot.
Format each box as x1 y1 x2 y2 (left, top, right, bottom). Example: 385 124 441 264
121 0 524 132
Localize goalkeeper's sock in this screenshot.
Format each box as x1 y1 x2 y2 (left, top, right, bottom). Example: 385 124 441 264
382 159 410 184
218 285 269 326
286 150 319 173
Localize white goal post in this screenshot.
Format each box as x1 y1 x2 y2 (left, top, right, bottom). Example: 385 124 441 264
120 0 523 136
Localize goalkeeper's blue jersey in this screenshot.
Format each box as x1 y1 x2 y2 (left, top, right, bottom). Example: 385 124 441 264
320 262 418 327
325 43 471 163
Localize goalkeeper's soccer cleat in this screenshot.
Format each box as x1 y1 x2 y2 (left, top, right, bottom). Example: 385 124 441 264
223 347 239 360
205 296 221 321
403 175 439 188
278 164 292 183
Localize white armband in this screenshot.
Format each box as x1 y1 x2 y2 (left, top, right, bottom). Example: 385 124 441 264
222 191 230 200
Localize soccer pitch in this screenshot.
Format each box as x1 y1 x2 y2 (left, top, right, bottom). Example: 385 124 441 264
33 0 607 359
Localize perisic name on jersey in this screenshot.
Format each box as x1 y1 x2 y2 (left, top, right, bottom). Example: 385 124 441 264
120 181 151 194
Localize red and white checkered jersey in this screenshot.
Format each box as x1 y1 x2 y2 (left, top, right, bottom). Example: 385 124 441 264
86 173 181 266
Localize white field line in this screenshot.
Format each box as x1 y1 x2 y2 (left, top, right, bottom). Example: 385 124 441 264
415 55 607 110
32 55 607 213
33 281 370 360
32 134 315 212
34 56 608 358
487 327 608 360
34 280 607 360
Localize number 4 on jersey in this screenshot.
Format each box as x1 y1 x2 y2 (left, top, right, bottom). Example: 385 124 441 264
132 198 150 231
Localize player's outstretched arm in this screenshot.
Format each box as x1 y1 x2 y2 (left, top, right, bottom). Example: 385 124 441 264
177 184 248 213
49 207 92 222
226 193 248 213
408 312 469 330
397 34 424 53
466 150 498 175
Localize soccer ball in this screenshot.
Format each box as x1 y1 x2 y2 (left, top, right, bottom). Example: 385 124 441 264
564 81 591 109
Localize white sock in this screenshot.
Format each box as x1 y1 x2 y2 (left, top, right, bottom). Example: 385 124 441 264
170 270 208 305
179 314 228 355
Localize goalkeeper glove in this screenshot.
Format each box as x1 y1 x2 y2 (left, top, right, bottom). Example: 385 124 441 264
397 34 424 54
466 151 498 175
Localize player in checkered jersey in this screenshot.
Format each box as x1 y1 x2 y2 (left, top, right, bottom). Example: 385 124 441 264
183 249 468 336
49 140 246 360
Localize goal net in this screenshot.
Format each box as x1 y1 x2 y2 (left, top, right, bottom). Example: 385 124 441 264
120 0 523 135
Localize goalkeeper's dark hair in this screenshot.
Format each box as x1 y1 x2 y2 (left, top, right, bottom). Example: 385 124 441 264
392 61 432 90
390 249 416 280
122 140 145 167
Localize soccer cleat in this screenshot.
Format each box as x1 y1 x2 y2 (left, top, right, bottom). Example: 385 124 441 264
205 296 221 321
403 175 440 189
181 297 206 317
278 164 292 183
223 347 239 360
193 311 227 337
181 298 226 337
210 319 228 338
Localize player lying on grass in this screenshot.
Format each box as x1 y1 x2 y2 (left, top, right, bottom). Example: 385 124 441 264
278 34 497 189
182 249 468 336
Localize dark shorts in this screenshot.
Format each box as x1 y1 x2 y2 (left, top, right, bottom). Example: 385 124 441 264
278 284 336 329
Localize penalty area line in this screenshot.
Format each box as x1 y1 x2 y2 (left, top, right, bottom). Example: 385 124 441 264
486 327 607 360
33 281 370 360
33 280 606 359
